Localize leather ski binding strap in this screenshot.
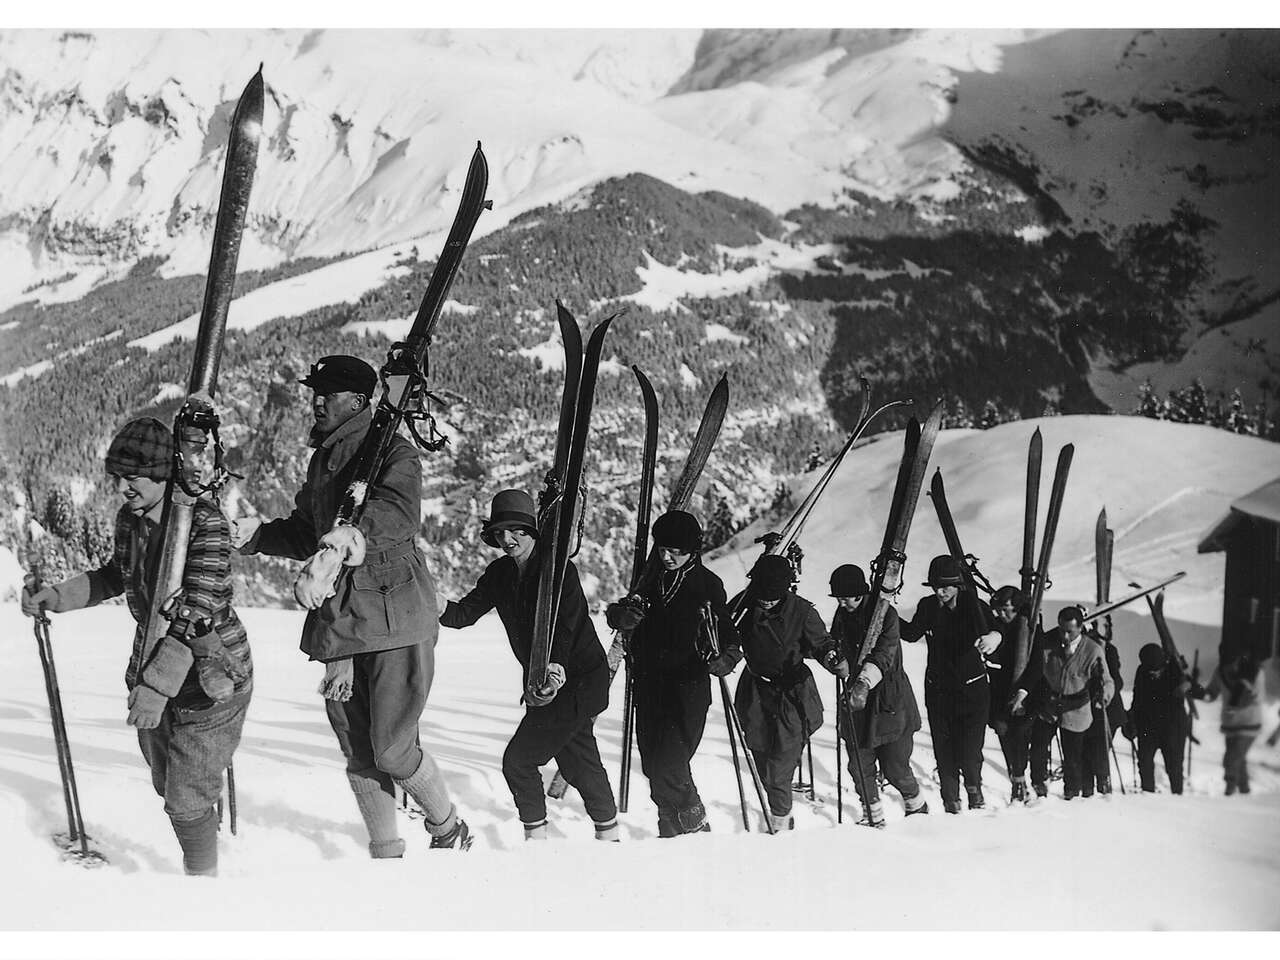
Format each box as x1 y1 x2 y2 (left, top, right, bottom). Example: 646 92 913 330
173 399 238 497
381 342 449 453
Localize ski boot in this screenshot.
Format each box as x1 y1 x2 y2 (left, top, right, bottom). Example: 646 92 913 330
904 796 930 817
593 819 620 842
522 819 549 841
766 811 795 833
675 801 709 836
856 800 886 829
1032 781 1049 799
966 786 985 810
429 817 473 850
1010 778 1028 803
942 799 963 815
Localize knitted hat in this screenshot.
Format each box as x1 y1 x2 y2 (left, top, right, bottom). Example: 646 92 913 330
750 554 794 601
481 489 538 548
652 510 703 554
923 555 964 587
1139 643 1166 669
105 417 173 480
299 355 377 397
829 564 869 598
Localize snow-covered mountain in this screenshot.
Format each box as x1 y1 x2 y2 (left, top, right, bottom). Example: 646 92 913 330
0 27 1041 305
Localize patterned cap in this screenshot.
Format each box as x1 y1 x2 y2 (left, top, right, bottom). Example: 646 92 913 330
105 417 173 480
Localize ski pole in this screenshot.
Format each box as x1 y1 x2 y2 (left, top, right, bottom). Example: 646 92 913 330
835 677 843 824
618 654 634 813
721 681 776 835
841 692 875 827
31 572 92 858
718 676 750 830
227 762 237 836
805 728 815 802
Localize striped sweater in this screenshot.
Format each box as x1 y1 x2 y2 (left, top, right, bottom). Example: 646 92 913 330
87 498 251 706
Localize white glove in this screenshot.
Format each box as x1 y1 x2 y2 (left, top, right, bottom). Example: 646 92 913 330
230 517 261 550
293 547 345 610
319 525 367 566
975 630 1002 656
318 658 354 702
526 662 567 706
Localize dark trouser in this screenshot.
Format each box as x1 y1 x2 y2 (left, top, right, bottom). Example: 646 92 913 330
1137 727 1186 793
1057 724 1106 797
1030 716 1058 789
1081 718 1113 795
634 674 711 821
751 742 808 818
842 728 920 805
1223 732 1257 794
926 687 988 805
992 715 1033 780
504 713 617 827
137 690 249 875
326 641 433 782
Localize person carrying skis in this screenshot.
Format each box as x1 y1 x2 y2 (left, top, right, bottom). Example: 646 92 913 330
21 417 252 876
440 489 619 842
900 555 1001 813
1027 605 1114 800
1082 622 1127 796
731 553 841 832
233 355 470 856
830 563 927 826
604 510 739 837
1122 643 1190 793
986 585 1042 803
1193 647 1263 795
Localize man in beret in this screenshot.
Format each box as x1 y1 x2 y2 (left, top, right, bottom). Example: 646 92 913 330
900 555 1001 814
604 510 740 837
21 417 252 876
234 354 471 856
731 553 843 832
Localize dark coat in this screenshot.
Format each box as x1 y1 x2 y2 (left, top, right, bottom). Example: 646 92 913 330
441 553 608 725
1099 637 1128 731
832 603 921 748
249 406 437 662
1129 662 1189 737
630 561 739 683
900 591 992 708
732 592 836 755
988 613 1042 725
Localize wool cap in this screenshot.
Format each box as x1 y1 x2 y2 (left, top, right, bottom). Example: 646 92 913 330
652 510 703 554
829 563 869 598
750 554 794 601
105 417 173 480
991 585 1025 611
481 489 538 548
923 554 964 587
299 355 377 397
1139 643 1166 669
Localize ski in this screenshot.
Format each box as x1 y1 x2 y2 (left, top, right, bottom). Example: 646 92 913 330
139 68 264 673
528 306 615 702
298 142 491 599
1020 428 1042 598
1095 509 1115 639
928 469 995 597
1146 589 1200 725
613 364 659 811
758 379 910 569
1023 443 1074 633
851 401 945 671
1086 572 1186 624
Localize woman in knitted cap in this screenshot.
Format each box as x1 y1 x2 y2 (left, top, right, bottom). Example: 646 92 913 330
1124 642 1191 793
440 489 619 843
21 417 252 876
604 510 741 837
730 553 842 832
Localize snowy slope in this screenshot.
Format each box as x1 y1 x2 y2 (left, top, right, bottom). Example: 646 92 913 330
1 603 1277 934
2 414 1279 933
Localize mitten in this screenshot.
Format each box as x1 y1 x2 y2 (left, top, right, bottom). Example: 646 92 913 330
185 621 240 702
526 663 566 707
974 630 1002 656
140 636 196 697
127 684 168 729
294 546 345 609
319 525 367 566
822 650 850 679
845 677 872 712
318 658 354 702
605 596 646 633
230 516 261 551
708 653 737 677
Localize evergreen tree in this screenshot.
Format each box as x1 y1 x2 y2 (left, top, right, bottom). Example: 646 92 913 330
1223 389 1253 435
702 495 738 551
979 400 1002 430
805 440 824 472
1135 379 1164 419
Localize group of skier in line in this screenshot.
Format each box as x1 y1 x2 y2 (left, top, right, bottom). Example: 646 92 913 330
17 351 1270 876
